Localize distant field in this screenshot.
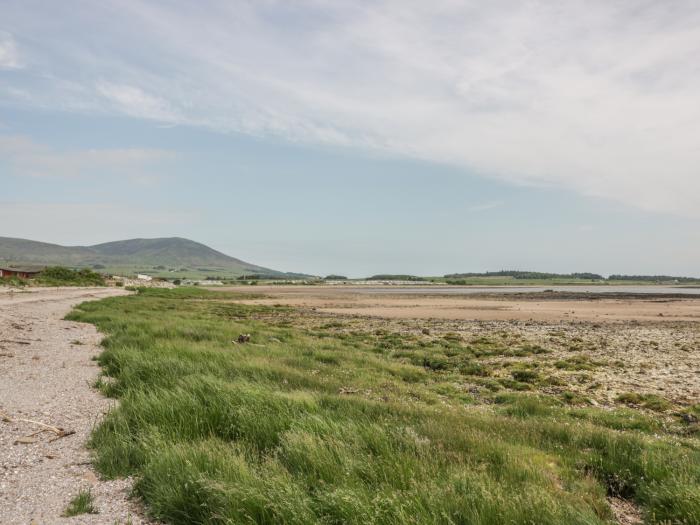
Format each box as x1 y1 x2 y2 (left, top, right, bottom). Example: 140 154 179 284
94 265 248 280
68 288 700 524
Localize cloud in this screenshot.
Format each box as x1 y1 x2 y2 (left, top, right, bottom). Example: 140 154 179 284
96 82 179 121
0 31 21 69
0 135 174 183
3 1 700 216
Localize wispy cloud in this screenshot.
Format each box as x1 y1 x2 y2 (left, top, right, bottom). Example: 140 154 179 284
0 31 21 69
2 1 700 216
96 82 179 122
0 135 174 184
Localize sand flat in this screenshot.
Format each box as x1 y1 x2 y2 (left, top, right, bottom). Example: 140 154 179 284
221 285 700 322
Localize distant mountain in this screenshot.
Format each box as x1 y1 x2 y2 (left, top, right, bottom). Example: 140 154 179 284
0 236 299 278
88 238 269 270
0 237 95 266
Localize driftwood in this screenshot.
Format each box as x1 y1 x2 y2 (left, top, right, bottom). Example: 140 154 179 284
0 410 75 441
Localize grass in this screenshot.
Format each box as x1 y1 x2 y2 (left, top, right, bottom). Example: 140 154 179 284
63 488 98 517
616 392 672 412
554 356 606 371
67 287 700 524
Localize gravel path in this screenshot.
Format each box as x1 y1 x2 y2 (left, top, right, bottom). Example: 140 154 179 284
0 287 151 524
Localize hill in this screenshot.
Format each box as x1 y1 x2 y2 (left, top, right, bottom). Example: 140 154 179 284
0 236 298 278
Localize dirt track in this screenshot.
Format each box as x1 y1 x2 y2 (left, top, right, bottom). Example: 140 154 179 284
0 287 150 524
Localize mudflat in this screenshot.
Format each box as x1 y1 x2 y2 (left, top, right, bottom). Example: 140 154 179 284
222 284 700 322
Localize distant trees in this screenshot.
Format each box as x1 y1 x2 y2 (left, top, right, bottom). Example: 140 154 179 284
608 274 698 283
443 271 699 282
367 275 426 281
444 271 604 281
323 275 347 280
237 274 279 280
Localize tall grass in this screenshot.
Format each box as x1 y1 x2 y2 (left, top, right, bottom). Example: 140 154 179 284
67 288 700 524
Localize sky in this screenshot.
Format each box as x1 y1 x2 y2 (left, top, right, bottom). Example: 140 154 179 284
1 0 700 277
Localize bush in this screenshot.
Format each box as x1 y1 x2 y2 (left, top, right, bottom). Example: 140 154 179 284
38 266 105 286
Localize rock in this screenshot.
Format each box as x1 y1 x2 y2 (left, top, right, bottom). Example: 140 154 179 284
82 470 99 484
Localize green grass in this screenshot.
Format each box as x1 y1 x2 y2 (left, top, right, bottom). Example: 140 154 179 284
616 392 672 412
67 288 700 524
63 488 98 517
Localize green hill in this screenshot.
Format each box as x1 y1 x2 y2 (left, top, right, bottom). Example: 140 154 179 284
0 236 298 279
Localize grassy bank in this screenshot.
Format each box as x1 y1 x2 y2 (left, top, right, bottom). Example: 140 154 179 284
67 288 700 524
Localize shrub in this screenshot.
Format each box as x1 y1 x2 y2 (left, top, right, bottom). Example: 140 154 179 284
37 266 105 286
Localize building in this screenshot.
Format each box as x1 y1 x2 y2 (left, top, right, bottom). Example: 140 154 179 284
0 267 44 279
